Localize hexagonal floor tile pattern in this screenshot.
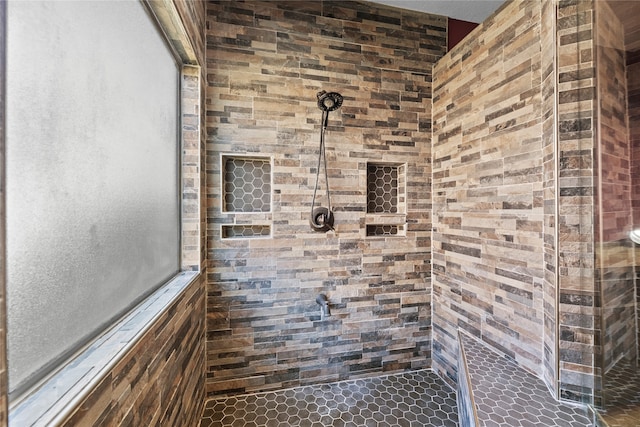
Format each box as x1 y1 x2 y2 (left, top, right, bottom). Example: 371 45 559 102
460 333 592 427
598 358 640 427
200 369 458 426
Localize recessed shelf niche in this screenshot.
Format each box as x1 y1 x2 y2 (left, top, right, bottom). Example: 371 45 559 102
223 156 272 213
221 225 271 239
366 163 406 237
221 155 272 239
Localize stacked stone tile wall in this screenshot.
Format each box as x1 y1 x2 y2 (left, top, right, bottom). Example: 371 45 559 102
205 0 446 397
594 0 636 375
432 0 545 385
629 21 640 230
556 0 599 405
174 0 208 272
626 9 640 367
541 0 559 394
595 1 631 245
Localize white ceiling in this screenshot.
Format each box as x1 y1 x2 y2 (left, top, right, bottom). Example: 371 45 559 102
367 0 505 23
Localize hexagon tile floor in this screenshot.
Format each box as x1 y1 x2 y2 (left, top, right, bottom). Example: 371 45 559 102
460 333 593 427
599 358 640 426
199 369 459 427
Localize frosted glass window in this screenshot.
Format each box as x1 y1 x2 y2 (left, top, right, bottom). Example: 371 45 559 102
6 1 180 396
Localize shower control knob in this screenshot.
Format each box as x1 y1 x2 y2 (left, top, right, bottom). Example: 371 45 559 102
310 207 334 232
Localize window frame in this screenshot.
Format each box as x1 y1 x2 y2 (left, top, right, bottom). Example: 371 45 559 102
3 0 202 422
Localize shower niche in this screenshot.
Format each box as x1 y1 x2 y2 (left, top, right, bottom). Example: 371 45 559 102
365 162 406 237
221 155 272 239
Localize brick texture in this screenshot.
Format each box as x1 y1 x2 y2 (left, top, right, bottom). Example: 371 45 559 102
205 0 446 397
556 0 599 405
595 0 636 378
1 1 636 424
626 10 640 372
432 0 546 385
540 0 558 395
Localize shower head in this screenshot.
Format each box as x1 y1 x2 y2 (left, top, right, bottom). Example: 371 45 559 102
317 91 343 112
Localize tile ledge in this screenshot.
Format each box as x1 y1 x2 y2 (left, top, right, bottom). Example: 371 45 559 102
8 270 200 427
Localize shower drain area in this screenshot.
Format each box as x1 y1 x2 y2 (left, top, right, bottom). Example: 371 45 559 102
199 369 459 426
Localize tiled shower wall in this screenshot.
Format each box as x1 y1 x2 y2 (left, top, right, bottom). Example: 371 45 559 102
431 0 547 385
627 14 640 363
631 31 640 230
205 0 446 397
540 0 558 393
595 0 636 374
432 0 613 406
175 0 208 272
556 0 598 405
596 2 631 246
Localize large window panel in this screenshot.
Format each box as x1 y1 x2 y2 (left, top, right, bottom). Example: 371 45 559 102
6 0 180 396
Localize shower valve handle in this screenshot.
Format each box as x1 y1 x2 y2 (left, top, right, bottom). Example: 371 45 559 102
310 207 334 232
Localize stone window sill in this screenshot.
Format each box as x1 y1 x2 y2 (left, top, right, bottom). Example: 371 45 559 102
8 271 199 427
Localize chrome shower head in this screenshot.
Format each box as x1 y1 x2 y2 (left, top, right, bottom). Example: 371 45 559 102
317 91 343 112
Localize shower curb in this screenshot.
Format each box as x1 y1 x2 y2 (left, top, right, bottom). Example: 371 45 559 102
457 331 480 427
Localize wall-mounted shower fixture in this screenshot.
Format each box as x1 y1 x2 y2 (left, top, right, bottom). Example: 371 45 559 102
317 91 343 113
310 91 343 232
316 293 331 318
